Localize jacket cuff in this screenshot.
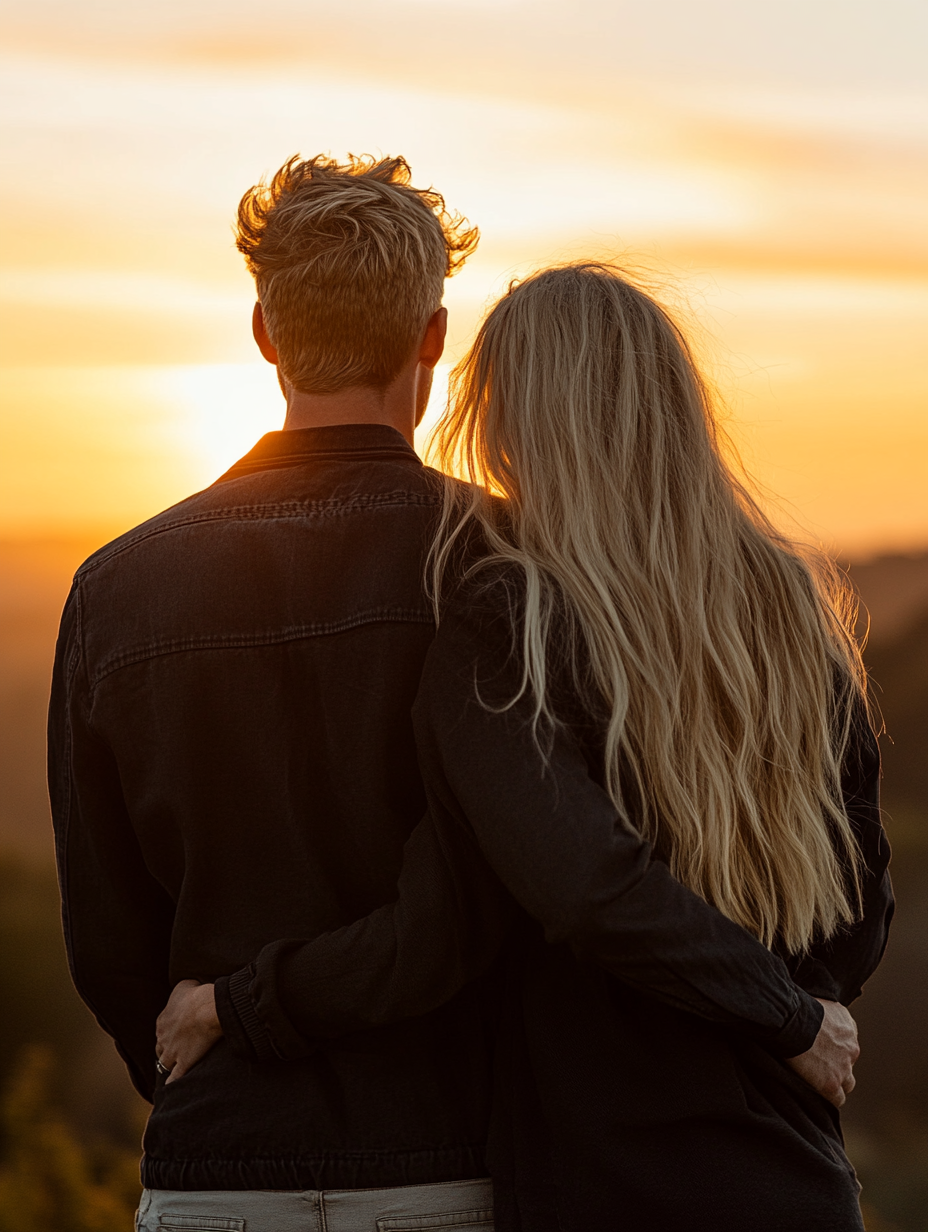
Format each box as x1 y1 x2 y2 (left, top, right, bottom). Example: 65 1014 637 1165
214 967 279 1062
788 957 843 1005
764 990 825 1058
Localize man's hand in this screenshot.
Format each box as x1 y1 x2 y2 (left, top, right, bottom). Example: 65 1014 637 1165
156 979 223 1084
786 998 859 1108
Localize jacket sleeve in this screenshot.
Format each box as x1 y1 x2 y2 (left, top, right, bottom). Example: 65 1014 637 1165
214 805 514 1061
785 702 893 1005
48 580 175 1101
410 601 826 1055
219 598 829 1062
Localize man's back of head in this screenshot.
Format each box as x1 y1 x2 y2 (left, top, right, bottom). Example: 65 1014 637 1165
237 154 477 395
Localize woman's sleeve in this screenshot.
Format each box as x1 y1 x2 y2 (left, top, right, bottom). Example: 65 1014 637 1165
405 601 825 1057
213 805 514 1061
785 702 894 1005
218 595 826 1062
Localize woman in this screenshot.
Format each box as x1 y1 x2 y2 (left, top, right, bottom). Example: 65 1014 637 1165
159 264 891 1231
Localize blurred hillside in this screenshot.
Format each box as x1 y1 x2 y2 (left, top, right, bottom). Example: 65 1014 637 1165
0 536 926 1229
839 553 928 1231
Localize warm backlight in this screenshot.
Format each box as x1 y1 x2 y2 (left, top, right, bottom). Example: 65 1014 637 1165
1 7 925 558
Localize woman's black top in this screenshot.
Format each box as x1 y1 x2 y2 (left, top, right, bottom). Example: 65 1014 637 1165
216 573 893 1232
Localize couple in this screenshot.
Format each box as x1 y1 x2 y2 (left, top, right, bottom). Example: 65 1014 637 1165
49 155 892 1232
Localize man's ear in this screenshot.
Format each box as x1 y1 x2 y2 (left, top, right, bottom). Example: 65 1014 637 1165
418 307 447 371
253 302 279 365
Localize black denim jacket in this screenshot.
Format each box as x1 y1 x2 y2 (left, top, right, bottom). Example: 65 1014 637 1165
48 425 500 1190
48 424 891 1204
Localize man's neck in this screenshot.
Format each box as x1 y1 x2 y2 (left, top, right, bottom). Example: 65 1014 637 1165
281 368 419 446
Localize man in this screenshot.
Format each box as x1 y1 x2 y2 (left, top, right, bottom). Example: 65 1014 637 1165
49 154 858 1231
50 155 499 1228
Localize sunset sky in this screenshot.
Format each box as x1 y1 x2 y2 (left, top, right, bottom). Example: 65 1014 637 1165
1 0 925 558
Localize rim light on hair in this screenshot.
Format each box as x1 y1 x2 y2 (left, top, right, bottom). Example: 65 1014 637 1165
429 262 865 955
237 154 478 395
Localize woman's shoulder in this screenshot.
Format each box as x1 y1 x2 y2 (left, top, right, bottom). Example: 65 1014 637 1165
442 556 526 626
431 488 520 608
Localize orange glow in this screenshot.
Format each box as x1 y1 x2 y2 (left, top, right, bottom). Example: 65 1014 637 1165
1 4 925 558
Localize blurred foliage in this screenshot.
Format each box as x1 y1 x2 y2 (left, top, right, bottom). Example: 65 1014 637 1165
844 794 928 1232
0 1046 140 1232
0 858 146 1228
0 858 94 1094
866 608 928 827
853 1114 928 1232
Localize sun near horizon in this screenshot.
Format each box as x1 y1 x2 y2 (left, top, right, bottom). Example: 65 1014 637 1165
1 0 926 563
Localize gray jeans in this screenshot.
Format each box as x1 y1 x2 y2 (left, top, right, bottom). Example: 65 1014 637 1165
136 1178 494 1232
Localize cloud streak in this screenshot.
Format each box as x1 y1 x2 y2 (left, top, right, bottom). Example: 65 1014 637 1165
0 1 925 554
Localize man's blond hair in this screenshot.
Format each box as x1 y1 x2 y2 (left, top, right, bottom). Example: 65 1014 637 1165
236 154 478 394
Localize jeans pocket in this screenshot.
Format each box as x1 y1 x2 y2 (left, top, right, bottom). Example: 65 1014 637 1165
155 1219 245 1232
377 1211 494 1231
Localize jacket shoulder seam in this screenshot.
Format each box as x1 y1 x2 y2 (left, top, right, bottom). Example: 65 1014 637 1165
89 607 436 689
76 491 442 578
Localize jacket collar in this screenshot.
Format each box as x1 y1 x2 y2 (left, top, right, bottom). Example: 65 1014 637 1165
214 424 421 484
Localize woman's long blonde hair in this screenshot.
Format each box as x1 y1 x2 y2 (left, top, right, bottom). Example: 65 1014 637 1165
429 263 866 954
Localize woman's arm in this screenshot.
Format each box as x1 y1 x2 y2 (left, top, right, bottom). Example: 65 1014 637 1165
785 703 893 1005
409 601 828 1053
206 596 841 1065
211 803 514 1060
156 806 513 1074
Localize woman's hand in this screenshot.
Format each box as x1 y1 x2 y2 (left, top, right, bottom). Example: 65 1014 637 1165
155 979 223 1083
786 998 859 1107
